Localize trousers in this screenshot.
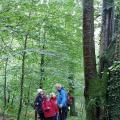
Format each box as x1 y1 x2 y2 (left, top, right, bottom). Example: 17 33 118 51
59 107 68 120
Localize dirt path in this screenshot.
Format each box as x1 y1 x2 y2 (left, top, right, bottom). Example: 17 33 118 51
0 117 8 120
0 116 14 120
0 117 3 120
0 112 15 120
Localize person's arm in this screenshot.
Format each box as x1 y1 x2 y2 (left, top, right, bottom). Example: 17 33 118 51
42 101 50 111
57 94 60 106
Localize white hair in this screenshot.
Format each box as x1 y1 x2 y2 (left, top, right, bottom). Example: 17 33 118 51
37 89 43 94
55 83 62 88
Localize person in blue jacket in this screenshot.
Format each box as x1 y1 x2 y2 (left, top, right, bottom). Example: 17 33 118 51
55 83 68 120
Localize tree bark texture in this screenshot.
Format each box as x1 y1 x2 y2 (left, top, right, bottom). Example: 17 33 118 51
99 0 114 74
39 30 46 89
83 0 97 119
3 58 8 120
17 34 28 120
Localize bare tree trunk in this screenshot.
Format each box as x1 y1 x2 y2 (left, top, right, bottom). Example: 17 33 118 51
11 94 15 106
99 0 114 119
7 90 10 103
24 82 31 120
83 0 97 119
39 29 46 89
68 78 76 116
39 44 45 89
17 33 28 120
68 64 76 116
99 0 114 75
3 58 8 120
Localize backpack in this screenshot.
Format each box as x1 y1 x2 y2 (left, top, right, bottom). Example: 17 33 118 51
67 93 73 106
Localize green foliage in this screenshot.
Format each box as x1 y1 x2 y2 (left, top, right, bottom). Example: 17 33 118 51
107 61 120 119
87 70 108 110
0 0 84 119
109 61 120 71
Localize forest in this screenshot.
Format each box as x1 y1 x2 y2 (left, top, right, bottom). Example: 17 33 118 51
0 0 120 120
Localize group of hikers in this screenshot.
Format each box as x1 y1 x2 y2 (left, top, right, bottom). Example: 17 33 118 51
34 83 72 120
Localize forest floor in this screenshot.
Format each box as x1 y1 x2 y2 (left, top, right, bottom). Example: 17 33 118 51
0 116 15 120
0 117 10 120
0 108 83 120
0 117 3 120
0 115 14 120
0 116 80 120
0 111 81 120
0 113 8 120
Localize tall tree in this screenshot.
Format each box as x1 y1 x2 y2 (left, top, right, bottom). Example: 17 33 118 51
39 28 46 89
3 58 8 120
99 0 114 74
0 1 83 119
68 63 76 116
104 1 120 119
98 0 114 119
17 33 28 120
83 0 97 119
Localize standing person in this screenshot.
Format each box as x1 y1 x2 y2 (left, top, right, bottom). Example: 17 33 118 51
55 83 68 120
50 93 59 120
42 95 56 120
34 89 45 120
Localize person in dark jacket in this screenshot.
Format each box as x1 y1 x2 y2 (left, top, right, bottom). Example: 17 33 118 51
55 83 68 120
34 89 45 120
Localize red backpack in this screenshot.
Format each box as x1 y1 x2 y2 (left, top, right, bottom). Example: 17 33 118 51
67 93 73 106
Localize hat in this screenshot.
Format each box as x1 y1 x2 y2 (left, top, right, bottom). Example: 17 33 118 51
37 89 43 94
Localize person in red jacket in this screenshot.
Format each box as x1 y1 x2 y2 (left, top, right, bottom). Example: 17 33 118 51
42 95 56 120
50 93 59 120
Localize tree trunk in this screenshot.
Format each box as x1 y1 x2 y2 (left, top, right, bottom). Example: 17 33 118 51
39 29 46 89
39 44 45 89
7 90 10 103
24 82 31 120
11 94 15 106
68 75 76 116
99 0 114 75
17 33 28 120
3 58 8 120
99 0 114 119
104 1 120 119
68 64 76 116
83 0 97 119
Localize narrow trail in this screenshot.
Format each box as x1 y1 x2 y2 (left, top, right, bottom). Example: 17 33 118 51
0 116 14 120
0 112 14 120
0 113 6 120
0 117 8 120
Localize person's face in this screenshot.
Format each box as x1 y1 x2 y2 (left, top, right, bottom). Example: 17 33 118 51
56 86 61 90
40 91 44 96
52 95 56 98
